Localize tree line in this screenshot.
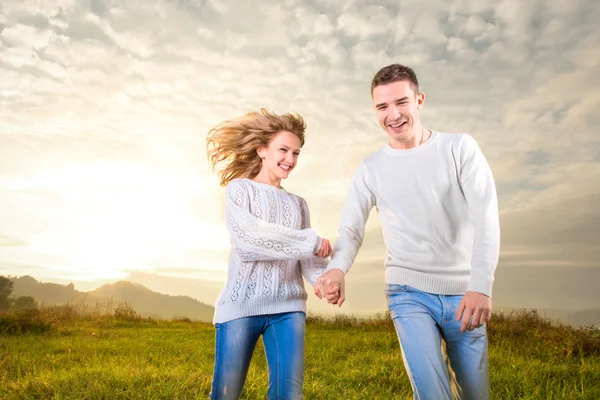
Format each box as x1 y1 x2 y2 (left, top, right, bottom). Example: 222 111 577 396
0 276 38 312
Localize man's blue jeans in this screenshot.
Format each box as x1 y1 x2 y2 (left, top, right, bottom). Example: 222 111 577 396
210 311 305 400
386 284 489 400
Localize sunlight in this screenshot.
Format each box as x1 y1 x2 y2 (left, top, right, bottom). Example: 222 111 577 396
26 162 230 279
67 270 130 282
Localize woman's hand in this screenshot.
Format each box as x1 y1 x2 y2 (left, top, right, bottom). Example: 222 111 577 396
314 269 345 307
315 239 332 258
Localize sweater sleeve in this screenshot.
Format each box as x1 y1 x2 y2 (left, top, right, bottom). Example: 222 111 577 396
327 162 376 274
225 180 322 262
298 198 329 285
459 135 500 297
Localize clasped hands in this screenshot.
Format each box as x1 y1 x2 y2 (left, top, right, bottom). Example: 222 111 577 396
313 240 493 325
313 239 345 307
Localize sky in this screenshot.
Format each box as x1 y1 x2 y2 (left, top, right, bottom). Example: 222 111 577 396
1 0 599 315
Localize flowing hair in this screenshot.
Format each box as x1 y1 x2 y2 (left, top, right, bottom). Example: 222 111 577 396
206 108 306 186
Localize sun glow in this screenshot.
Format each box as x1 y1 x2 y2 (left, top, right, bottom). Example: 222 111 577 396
26 162 229 280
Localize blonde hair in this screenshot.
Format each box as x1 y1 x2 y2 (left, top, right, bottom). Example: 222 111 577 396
206 108 306 186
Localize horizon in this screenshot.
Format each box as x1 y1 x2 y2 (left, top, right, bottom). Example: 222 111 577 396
5 273 600 328
6 272 600 320
1 1 599 317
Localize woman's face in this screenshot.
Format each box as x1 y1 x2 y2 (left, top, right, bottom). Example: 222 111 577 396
257 130 302 181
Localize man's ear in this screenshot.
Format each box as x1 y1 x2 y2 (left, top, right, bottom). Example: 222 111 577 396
417 91 425 109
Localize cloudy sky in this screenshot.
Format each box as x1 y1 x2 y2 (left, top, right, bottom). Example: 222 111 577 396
1 0 599 315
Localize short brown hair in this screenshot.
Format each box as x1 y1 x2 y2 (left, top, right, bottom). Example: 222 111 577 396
371 64 419 95
206 109 306 186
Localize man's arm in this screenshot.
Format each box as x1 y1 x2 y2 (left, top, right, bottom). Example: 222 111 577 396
454 135 500 331
315 162 376 306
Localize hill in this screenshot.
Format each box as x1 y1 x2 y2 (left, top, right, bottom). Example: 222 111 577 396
10 275 88 304
497 306 600 328
9 276 214 322
89 280 214 322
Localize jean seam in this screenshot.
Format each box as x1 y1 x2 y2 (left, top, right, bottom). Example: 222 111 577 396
211 325 221 400
395 320 422 400
270 318 280 398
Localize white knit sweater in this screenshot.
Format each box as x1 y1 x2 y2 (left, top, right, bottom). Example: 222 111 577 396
328 132 500 297
213 178 328 324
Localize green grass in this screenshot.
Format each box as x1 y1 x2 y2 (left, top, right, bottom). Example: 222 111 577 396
0 306 598 399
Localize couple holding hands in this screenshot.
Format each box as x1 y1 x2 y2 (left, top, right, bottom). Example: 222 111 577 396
206 64 500 400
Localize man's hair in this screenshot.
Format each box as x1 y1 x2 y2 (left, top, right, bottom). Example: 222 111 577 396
206 108 306 186
371 64 419 95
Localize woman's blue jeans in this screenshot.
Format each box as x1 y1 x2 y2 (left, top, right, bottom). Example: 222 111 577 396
386 284 489 400
210 311 305 399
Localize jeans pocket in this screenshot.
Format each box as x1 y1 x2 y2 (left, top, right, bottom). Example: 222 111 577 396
384 284 409 299
385 284 408 293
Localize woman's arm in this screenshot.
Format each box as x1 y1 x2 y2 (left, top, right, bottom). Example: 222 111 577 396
298 198 329 285
225 180 322 262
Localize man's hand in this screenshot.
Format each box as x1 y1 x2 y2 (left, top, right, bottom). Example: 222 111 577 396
314 268 345 307
315 239 332 258
455 291 492 332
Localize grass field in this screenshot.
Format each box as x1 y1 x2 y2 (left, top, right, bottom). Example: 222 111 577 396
0 306 599 399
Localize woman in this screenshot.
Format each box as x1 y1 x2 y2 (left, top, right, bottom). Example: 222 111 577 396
206 108 335 399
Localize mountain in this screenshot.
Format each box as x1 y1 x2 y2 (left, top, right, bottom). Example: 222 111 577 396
9 276 214 322
89 281 214 322
496 306 600 328
10 275 89 304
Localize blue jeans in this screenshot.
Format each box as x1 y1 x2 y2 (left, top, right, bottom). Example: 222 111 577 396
210 312 305 400
386 284 489 400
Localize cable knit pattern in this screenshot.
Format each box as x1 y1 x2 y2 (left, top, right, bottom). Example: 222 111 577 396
213 178 329 324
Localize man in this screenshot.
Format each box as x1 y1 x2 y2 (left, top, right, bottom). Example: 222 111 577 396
315 64 500 400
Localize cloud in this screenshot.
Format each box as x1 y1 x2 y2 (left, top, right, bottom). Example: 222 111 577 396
1 0 598 313
499 162 600 267
0 235 27 247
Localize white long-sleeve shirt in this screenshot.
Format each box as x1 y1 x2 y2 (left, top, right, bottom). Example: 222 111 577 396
328 131 500 297
213 178 328 324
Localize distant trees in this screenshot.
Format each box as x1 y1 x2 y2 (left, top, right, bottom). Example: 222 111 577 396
13 296 38 310
0 276 39 312
0 276 14 311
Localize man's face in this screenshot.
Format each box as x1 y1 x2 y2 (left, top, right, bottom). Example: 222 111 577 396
372 80 424 146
